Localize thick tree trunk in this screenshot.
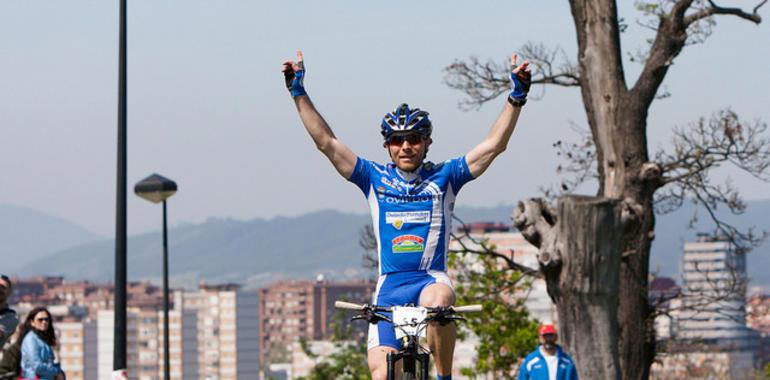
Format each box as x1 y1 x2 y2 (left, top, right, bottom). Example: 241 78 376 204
617 202 656 380
568 1 657 378
542 195 624 380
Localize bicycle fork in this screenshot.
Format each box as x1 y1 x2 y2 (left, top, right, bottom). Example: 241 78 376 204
386 349 430 380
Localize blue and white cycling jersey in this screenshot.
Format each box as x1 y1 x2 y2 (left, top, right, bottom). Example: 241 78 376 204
348 156 475 275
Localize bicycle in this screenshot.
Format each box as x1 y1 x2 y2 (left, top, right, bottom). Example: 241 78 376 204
335 300 482 380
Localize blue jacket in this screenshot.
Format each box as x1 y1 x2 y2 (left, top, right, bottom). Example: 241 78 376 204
20 332 62 380
518 345 578 380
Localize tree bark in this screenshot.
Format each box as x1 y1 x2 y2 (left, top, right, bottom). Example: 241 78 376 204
569 1 657 378
541 195 624 380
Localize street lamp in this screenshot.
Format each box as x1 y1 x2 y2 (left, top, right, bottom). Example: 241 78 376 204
114 0 128 378
134 173 177 380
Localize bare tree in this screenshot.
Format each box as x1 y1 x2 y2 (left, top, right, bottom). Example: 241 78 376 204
359 224 379 273
444 1 767 379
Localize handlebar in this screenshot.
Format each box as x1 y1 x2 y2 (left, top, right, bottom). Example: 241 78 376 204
452 304 483 313
334 300 483 314
334 300 367 310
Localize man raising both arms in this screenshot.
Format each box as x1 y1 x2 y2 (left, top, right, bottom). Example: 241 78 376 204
282 51 530 380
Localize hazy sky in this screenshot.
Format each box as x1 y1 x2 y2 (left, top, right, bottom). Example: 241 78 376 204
1 1 768 236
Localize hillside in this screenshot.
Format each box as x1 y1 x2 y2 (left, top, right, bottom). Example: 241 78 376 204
0 204 102 272
13 201 770 289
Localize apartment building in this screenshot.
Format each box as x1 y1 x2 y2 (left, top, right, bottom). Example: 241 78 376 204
676 233 757 348
95 306 199 380
58 319 98 380
97 309 138 380
179 284 260 380
258 279 374 364
649 234 761 379
160 308 199 379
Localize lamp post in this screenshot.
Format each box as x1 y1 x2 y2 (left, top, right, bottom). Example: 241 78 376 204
114 0 128 378
134 173 177 380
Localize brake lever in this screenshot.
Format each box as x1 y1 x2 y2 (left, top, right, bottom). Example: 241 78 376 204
431 314 466 326
351 311 392 324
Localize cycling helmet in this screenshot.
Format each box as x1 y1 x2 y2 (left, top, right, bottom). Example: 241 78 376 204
380 103 432 139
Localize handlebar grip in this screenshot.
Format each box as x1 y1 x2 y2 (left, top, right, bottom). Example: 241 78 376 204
452 304 483 313
335 301 365 310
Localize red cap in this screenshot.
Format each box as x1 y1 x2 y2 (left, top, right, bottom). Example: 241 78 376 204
538 324 557 335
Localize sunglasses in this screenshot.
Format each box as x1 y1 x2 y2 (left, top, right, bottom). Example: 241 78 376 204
35 317 51 323
386 134 424 146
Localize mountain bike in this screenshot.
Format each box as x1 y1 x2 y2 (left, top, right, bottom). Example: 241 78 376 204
335 300 482 380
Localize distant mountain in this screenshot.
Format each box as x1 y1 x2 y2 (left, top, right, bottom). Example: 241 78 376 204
13 200 770 289
0 204 102 272
17 210 372 288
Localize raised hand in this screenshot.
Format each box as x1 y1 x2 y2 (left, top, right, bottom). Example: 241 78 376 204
508 54 531 106
282 50 307 97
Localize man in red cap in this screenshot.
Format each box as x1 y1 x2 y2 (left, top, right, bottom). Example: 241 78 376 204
518 324 578 380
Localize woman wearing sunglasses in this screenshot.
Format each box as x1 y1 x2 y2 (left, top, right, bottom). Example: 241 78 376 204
18 307 65 380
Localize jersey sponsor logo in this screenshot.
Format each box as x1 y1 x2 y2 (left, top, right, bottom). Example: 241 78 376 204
380 177 403 191
391 235 425 253
384 194 441 204
385 211 430 230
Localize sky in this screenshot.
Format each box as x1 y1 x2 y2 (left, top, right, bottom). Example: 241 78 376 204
1 1 769 236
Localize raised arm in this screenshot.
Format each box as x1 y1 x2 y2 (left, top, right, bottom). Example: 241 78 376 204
466 55 530 178
283 51 358 179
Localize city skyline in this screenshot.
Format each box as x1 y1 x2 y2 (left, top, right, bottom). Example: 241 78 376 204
7 229 770 379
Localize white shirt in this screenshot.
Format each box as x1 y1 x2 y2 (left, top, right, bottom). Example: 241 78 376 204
540 347 559 380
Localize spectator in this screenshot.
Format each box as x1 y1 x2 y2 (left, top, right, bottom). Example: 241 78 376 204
0 324 22 377
518 324 578 380
18 307 65 380
0 275 18 349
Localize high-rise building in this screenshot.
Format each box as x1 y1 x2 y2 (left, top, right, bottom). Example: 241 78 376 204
258 279 374 365
96 306 199 380
161 308 199 379
179 284 260 380
97 309 138 380
58 319 98 380
676 233 757 348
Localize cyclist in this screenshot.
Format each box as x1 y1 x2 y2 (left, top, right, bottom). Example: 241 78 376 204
283 50 530 380
518 324 578 380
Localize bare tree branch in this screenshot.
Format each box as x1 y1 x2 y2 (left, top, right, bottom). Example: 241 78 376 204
658 110 770 185
684 0 766 25
632 0 764 108
443 43 579 110
540 122 599 200
652 109 770 248
443 57 509 111
449 215 541 277
449 236 542 278
655 251 749 326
